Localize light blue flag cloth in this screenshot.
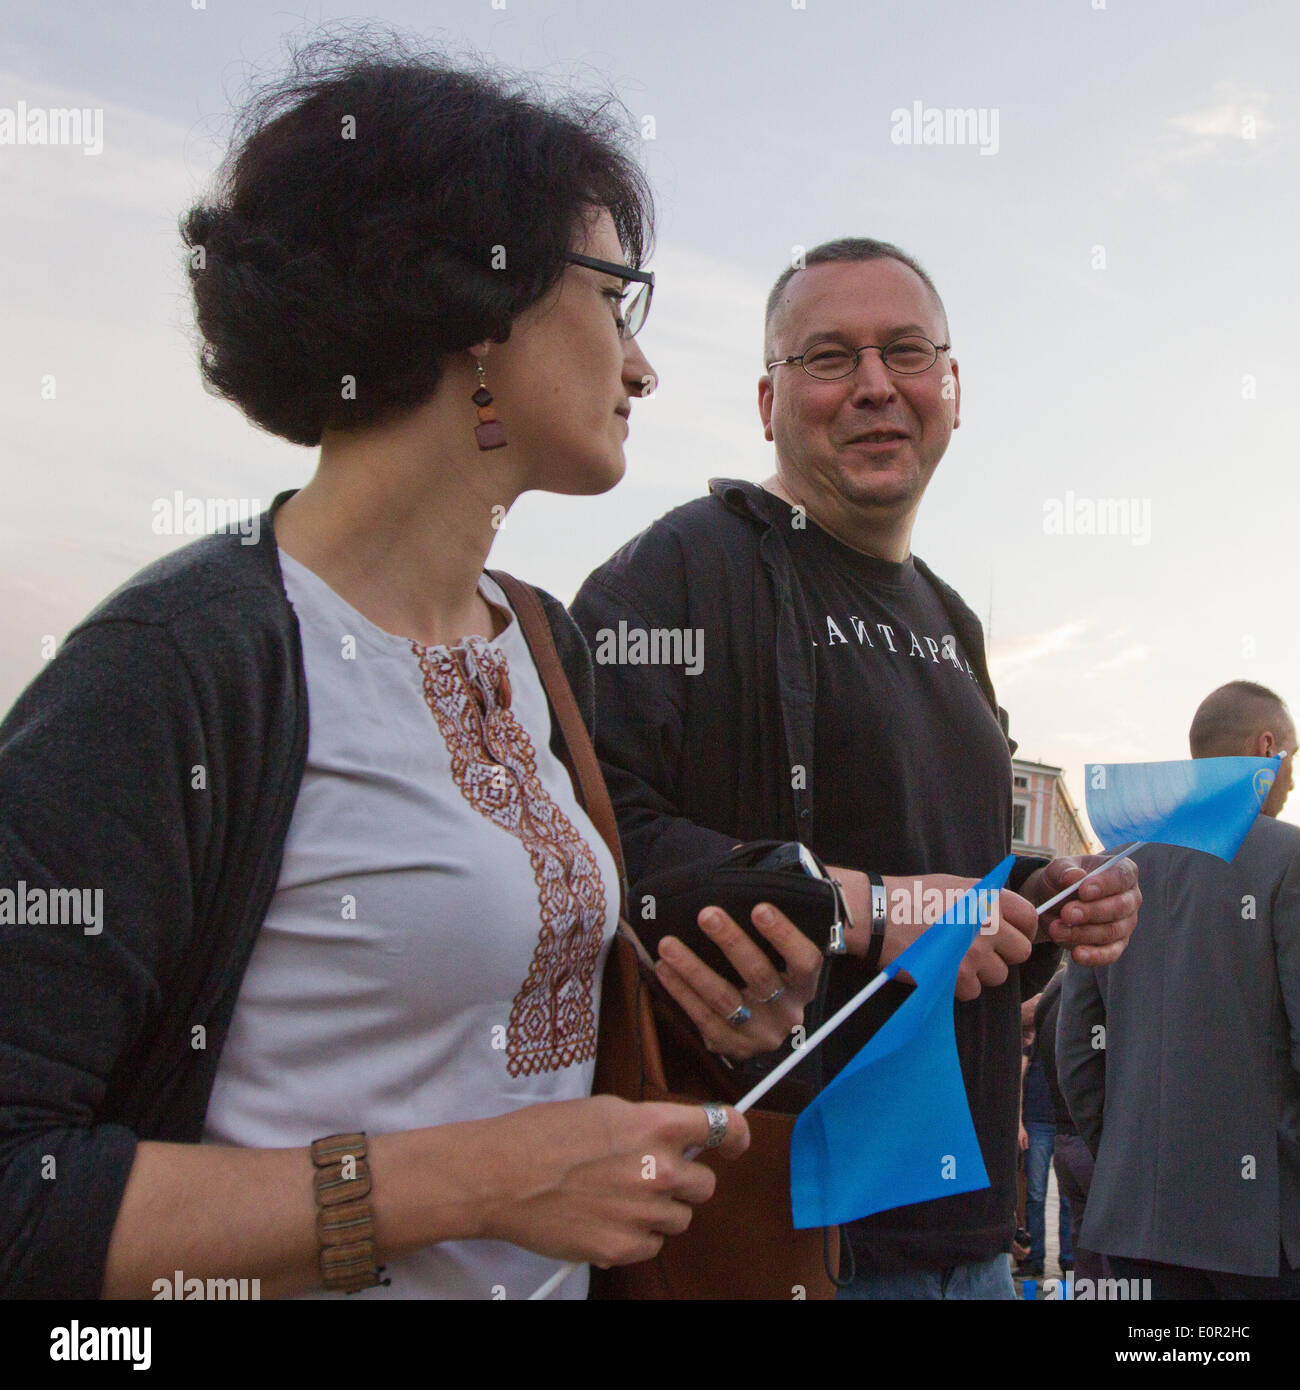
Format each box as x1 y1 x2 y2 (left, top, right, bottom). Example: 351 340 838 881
790 855 1015 1230
1084 756 1281 861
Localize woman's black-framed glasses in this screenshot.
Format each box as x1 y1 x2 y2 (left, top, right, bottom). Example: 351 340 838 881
565 252 654 339
767 336 950 380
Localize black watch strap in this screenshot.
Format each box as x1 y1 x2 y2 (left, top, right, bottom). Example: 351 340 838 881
863 869 887 975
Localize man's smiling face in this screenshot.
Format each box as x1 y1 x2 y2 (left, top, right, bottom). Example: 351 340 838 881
758 257 959 523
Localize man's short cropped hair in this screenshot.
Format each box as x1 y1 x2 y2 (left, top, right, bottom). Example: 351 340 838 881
1189 680 1295 757
763 238 949 362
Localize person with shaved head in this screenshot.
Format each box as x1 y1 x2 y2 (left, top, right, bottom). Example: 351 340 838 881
1059 681 1300 1298
1190 680 1297 818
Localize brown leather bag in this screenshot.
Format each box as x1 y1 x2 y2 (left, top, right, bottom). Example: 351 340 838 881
491 571 837 1300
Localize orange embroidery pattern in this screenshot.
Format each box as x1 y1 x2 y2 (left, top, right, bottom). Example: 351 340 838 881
413 638 607 1077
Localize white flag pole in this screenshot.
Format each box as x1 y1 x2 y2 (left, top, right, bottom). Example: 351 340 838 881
530 957 904 1298
533 847 1143 1299
1033 841 1144 918
528 1260 579 1301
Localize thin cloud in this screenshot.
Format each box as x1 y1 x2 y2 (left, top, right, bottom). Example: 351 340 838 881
1082 643 1150 680
1168 84 1275 140
988 620 1092 684
1118 80 1281 201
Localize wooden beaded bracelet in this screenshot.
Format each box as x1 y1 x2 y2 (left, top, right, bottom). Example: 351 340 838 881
310 1132 391 1294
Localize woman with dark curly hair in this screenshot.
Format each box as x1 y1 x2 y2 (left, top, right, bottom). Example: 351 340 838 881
0 35 834 1301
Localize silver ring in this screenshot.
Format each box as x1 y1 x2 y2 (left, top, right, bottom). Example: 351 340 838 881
755 986 786 1005
701 1102 729 1149
725 1004 751 1026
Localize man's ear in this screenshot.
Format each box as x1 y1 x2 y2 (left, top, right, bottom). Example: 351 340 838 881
1250 729 1275 757
948 357 962 430
758 374 775 442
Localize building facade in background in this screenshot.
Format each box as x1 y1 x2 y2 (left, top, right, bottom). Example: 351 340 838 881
1011 760 1095 858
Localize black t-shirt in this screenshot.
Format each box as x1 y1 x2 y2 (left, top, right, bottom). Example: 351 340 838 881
786 509 1024 1273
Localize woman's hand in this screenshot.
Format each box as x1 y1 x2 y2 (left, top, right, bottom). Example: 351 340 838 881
651 902 824 1060
470 1096 749 1271
102 1096 748 1299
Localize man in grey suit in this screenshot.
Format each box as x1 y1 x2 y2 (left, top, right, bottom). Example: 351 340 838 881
1058 680 1300 1298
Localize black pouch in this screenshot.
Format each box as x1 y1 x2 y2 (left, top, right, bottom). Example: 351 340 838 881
630 840 851 990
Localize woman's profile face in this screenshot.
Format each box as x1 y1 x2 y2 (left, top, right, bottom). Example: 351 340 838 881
491 206 655 497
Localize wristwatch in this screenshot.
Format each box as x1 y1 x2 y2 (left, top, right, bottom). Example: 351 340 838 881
825 872 854 955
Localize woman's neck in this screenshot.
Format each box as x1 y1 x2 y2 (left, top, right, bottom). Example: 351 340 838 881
274 405 521 647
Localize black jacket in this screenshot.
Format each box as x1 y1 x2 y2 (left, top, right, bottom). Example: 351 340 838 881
1032 973 1075 1134
571 477 1056 1271
0 491 593 1298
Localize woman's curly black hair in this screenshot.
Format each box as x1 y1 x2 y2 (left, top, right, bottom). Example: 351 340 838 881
180 29 654 446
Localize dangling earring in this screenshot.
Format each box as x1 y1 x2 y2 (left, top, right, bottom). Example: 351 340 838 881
471 357 507 451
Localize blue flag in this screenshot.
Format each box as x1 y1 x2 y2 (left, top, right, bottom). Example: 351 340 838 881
1084 756 1280 861
790 855 1015 1229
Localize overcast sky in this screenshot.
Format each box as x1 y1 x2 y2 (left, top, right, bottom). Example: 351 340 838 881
3 0 1297 830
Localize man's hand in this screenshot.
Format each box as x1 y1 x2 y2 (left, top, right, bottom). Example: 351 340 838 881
832 867 1037 1002
653 902 824 1060
1019 854 1141 967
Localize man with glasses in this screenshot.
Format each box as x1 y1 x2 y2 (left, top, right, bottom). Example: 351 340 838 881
571 238 1140 1299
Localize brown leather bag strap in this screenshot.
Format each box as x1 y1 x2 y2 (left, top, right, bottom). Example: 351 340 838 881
488 572 748 1111
493 576 837 1301
487 570 629 917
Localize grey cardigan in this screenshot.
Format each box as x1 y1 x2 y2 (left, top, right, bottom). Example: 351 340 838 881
0 491 595 1298
1057 820 1300 1277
